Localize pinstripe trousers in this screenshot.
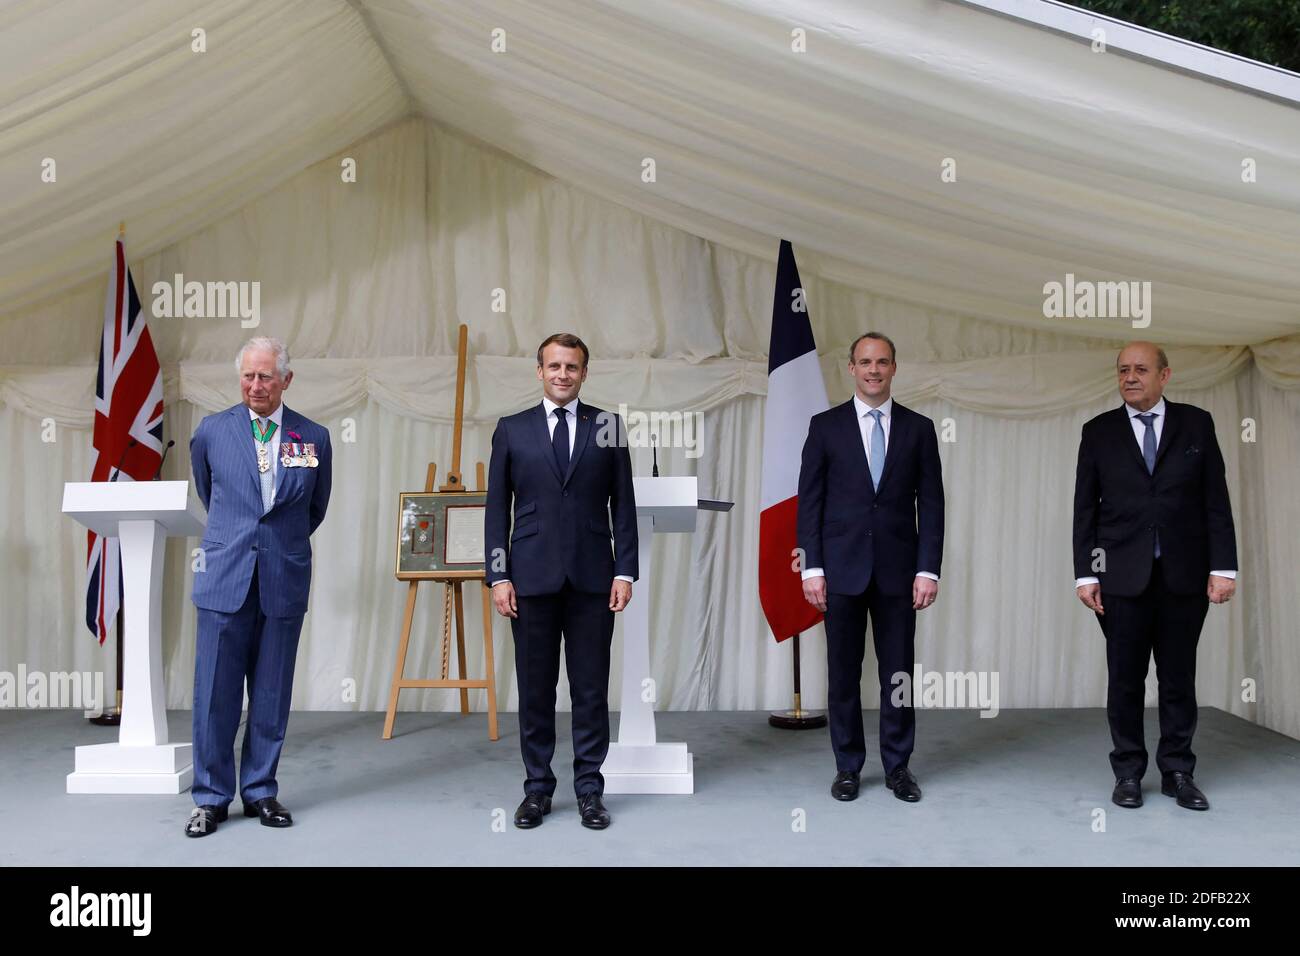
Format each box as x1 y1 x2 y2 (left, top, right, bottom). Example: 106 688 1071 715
192 567 304 808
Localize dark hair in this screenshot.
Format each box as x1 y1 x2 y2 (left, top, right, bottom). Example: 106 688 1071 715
537 332 590 368
848 332 896 364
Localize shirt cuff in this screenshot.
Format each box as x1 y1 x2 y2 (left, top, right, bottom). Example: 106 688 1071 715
800 568 825 581
1210 570 1237 579
614 575 633 583
490 579 510 588
916 572 939 582
1075 576 1100 588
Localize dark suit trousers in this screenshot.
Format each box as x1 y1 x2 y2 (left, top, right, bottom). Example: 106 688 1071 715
512 581 615 797
825 579 916 775
192 567 304 807
1097 559 1209 779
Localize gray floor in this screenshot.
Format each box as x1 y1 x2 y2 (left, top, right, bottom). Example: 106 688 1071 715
3 707 1298 866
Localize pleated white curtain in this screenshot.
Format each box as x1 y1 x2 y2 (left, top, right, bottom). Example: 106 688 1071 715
2 119 1297 739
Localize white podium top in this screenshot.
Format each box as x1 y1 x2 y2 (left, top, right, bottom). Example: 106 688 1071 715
635 475 710 533
62 480 205 537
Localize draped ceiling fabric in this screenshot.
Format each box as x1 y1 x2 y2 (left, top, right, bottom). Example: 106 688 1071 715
1 3 1297 738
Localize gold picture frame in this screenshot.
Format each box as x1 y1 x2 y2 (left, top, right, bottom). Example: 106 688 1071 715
395 491 487 580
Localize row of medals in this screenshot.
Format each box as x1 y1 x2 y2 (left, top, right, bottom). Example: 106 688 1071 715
257 443 318 473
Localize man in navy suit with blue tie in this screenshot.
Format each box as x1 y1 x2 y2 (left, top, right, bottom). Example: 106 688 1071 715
797 332 944 803
184 336 332 837
485 333 638 830
1073 341 1236 812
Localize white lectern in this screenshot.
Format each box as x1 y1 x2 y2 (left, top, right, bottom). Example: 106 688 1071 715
602 476 730 794
62 480 205 794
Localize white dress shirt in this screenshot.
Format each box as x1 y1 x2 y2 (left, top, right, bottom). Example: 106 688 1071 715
248 403 284 484
493 396 632 587
1075 397 1236 588
802 394 938 583
542 396 579 456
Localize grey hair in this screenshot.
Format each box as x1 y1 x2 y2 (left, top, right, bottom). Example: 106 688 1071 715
1117 342 1169 371
235 336 291 378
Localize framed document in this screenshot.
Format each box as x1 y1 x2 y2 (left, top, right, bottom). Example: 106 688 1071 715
396 491 488 580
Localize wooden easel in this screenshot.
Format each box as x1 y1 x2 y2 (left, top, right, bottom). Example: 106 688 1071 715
382 325 499 741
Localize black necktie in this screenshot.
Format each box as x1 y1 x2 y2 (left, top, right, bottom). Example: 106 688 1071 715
552 407 570 477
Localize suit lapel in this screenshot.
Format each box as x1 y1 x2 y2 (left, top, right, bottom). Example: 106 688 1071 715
840 400 874 499
232 405 263 499
1153 401 1180 472
274 406 298 498
564 402 594 486
530 402 565 485
1114 407 1149 476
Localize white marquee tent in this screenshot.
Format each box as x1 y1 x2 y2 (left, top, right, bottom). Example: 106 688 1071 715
2 1 1297 738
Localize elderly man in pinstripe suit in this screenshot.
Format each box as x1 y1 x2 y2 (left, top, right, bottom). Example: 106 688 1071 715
184 336 332 837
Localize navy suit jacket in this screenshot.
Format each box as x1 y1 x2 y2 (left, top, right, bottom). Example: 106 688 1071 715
484 400 638 596
190 403 332 616
797 398 944 597
1072 401 1236 597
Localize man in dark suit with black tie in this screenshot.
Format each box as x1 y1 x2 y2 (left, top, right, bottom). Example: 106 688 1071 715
485 332 638 830
1073 341 1237 812
797 332 944 803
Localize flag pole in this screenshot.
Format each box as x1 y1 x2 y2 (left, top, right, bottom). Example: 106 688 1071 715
769 632 826 729
89 609 124 725
90 220 127 726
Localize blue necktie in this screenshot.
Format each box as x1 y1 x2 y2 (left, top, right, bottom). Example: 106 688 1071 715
1138 412 1157 474
1138 412 1160 556
868 409 885 491
552 407 570 477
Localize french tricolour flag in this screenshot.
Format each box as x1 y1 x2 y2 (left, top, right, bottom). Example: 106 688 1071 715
758 240 829 642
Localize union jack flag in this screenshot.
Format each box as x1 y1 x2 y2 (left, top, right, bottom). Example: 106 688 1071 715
85 237 164 643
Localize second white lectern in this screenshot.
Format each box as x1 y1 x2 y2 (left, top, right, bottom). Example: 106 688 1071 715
602 476 729 794
62 480 205 794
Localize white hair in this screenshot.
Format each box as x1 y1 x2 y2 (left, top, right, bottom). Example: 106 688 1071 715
235 336 291 378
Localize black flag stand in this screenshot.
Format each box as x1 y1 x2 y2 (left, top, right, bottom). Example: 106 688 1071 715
88 607 123 726
769 632 827 729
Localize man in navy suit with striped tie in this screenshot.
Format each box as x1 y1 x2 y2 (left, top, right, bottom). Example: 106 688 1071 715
184 336 332 837
485 332 638 830
797 332 944 804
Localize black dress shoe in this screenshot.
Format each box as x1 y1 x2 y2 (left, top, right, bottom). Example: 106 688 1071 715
885 766 922 802
514 793 552 829
577 793 611 830
184 805 228 838
243 797 293 827
831 771 860 801
1112 777 1143 808
1161 772 1209 811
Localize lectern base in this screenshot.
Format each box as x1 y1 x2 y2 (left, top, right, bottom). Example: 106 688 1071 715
602 743 694 794
66 742 194 794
